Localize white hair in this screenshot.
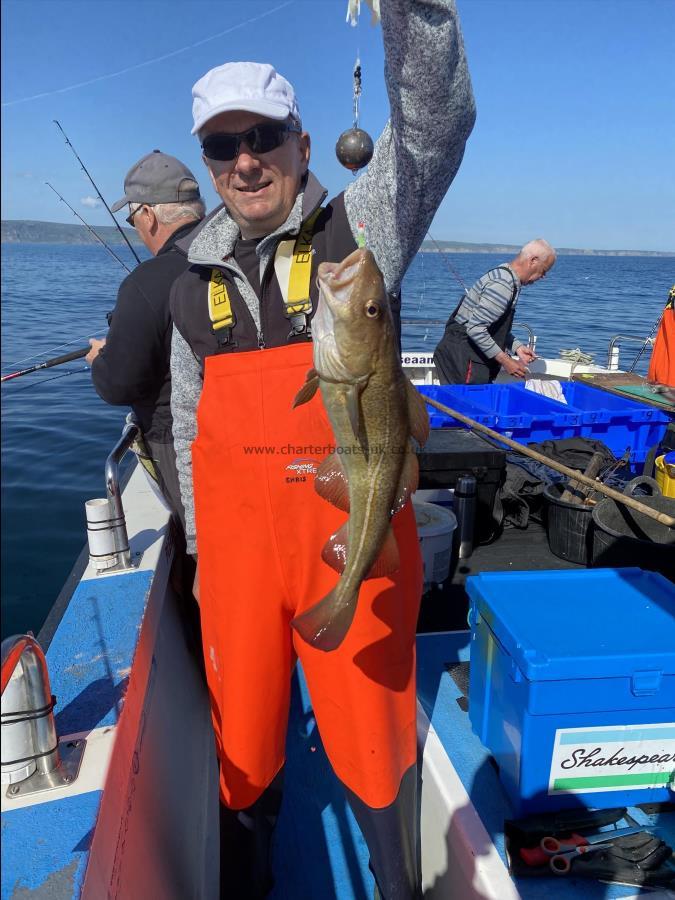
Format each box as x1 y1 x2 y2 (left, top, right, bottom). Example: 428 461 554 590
130 198 205 225
517 238 556 263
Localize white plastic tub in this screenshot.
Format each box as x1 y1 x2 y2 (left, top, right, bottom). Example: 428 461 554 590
413 488 455 509
413 500 457 588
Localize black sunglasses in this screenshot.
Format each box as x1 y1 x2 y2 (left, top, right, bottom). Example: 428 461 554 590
201 121 301 162
125 203 146 227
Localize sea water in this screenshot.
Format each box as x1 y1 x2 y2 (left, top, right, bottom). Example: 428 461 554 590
1 243 671 638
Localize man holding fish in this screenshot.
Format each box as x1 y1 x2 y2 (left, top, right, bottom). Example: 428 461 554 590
170 2 475 896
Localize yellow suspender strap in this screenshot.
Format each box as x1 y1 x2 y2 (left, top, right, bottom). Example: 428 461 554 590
274 207 323 318
208 269 234 334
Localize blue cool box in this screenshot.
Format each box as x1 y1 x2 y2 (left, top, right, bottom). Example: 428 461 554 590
467 568 675 816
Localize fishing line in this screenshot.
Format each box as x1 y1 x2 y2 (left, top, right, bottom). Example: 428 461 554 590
427 233 468 293
53 122 142 265
2 331 106 371
336 1 375 172
45 181 133 273
1 367 89 394
2 3 294 107
627 308 665 374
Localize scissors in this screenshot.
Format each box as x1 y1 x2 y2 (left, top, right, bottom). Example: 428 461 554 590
543 826 647 876
519 825 645 870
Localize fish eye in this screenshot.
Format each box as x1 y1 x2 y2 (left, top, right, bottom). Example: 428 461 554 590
365 301 380 318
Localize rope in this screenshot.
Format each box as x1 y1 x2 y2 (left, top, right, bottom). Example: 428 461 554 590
559 348 595 365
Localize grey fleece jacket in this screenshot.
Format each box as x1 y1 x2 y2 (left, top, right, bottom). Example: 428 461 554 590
171 0 476 554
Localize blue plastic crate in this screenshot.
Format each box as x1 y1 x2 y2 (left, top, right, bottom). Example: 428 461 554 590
512 382 672 465
419 383 671 466
467 568 675 816
417 384 583 443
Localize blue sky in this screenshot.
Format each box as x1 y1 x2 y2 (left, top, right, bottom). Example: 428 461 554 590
2 0 674 251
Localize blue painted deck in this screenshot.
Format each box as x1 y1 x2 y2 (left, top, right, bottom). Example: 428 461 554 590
272 668 374 900
416 630 675 900
1 570 153 899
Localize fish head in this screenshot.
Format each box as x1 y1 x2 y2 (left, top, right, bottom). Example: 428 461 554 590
312 248 394 382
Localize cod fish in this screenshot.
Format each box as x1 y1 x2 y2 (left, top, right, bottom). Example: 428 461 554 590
292 248 429 652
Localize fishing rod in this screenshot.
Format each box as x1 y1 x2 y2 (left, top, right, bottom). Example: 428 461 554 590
4 331 106 371
53 119 142 265
3 367 90 394
427 233 468 293
626 309 664 375
1 347 90 383
45 182 132 273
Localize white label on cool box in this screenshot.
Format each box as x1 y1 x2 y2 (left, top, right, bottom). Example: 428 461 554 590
548 723 675 795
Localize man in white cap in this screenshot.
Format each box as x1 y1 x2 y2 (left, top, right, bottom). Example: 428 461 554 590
87 150 205 528
170 4 475 897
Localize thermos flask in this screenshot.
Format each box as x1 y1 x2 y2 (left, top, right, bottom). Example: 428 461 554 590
454 474 476 559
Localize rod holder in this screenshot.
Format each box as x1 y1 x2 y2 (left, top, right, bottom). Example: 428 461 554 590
1 635 58 784
85 416 141 573
86 498 123 570
1 635 86 797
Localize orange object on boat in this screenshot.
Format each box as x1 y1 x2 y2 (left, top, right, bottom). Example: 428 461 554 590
647 287 675 386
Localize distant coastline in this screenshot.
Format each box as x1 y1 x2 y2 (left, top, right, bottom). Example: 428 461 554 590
1 220 673 257
2 220 144 246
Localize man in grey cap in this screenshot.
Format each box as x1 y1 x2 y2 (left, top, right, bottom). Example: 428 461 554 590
170 4 475 898
87 150 205 528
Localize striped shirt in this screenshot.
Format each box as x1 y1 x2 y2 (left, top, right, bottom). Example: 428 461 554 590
454 265 523 359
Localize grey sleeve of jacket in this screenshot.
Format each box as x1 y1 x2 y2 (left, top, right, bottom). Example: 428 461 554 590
344 0 476 295
170 326 202 554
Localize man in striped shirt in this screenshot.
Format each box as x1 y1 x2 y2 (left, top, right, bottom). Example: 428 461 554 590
434 238 556 383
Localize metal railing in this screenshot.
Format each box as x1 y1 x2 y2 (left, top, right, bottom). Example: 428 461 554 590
606 334 655 371
103 418 141 570
513 322 536 349
401 318 537 350
400 317 445 327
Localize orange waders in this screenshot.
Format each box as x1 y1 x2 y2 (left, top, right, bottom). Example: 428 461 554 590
192 342 423 898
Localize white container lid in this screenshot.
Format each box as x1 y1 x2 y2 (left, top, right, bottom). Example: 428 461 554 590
413 499 457 537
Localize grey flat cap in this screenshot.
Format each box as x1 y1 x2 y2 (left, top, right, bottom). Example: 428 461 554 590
111 150 201 212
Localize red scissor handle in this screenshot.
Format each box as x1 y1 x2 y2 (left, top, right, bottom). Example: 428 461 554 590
520 833 587 867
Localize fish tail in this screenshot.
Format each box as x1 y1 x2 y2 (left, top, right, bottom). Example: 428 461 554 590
291 588 358 652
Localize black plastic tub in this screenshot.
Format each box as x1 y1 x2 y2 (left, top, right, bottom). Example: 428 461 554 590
591 477 675 579
543 482 596 566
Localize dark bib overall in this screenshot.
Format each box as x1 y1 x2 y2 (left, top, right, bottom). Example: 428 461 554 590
433 265 518 384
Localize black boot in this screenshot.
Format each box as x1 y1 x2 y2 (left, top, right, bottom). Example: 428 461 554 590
219 770 284 899
344 764 423 900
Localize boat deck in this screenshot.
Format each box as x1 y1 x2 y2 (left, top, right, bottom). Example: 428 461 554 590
271 632 675 900
417 520 580 633
272 511 674 899
417 631 675 900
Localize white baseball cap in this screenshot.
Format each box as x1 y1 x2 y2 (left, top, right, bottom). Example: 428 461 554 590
191 62 301 135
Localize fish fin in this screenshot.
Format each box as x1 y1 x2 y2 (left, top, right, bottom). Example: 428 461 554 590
292 369 320 408
365 524 400 579
291 588 358 652
343 384 361 439
315 453 350 512
391 449 419 515
322 521 399 579
321 522 349 574
405 379 430 447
